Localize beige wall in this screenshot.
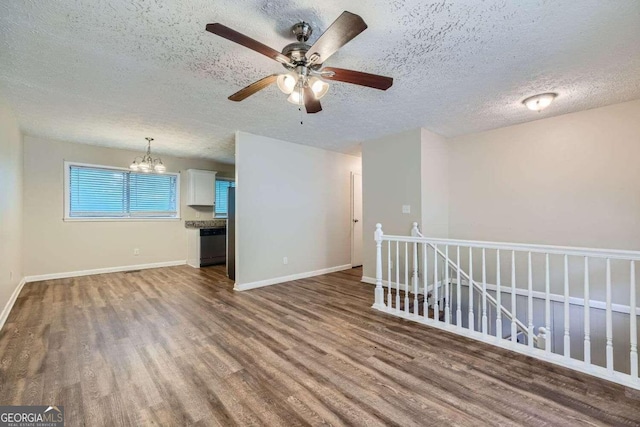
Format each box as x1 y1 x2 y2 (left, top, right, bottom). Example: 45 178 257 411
361 99 640 300
420 128 449 238
448 99 640 250
361 101 640 371
362 129 423 279
0 95 23 323
23 136 234 277
447 99 640 304
235 131 361 286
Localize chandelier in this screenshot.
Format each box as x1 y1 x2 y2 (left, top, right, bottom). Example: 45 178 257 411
129 137 166 173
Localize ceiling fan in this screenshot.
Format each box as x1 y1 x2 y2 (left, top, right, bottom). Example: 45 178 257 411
205 11 393 114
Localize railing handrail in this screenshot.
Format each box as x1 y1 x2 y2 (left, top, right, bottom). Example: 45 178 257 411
382 234 640 261
411 225 533 342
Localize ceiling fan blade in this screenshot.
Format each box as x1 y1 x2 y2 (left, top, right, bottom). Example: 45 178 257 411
305 11 367 64
206 23 291 65
228 75 279 101
303 86 322 114
321 67 393 90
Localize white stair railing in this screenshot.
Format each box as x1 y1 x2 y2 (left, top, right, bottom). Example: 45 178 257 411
410 223 536 345
371 223 640 390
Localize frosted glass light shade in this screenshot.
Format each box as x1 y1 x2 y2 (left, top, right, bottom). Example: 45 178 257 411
523 93 557 112
309 77 329 99
277 74 297 94
287 87 304 105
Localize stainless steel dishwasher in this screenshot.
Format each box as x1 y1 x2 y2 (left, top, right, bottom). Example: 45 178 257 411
200 228 226 266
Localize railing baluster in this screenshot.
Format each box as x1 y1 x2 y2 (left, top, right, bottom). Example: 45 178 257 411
584 257 590 365
545 253 551 354
387 241 392 309
395 241 400 312
606 258 613 373
564 254 570 358
456 246 462 328
423 243 428 320
469 247 474 331
482 248 488 336
528 252 534 349
511 251 517 344
373 225 385 309
630 260 638 379
413 240 419 316
404 242 409 315
496 249 502 341
434 244 439 321
445 245 450 324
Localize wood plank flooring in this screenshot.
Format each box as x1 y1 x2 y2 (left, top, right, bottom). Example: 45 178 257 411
1 265 639 426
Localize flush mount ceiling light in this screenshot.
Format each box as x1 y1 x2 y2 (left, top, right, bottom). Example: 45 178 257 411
205 11 393 114
129 137 166 173
522 93 557 112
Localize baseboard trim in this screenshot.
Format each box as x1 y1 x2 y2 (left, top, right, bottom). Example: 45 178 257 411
234 264 353 291
24 260 187 283
0 278 26 331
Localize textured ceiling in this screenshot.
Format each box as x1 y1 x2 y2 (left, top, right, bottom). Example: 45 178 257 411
1 1 639 164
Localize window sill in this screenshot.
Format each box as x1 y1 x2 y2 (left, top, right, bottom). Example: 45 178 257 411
63 217 182 222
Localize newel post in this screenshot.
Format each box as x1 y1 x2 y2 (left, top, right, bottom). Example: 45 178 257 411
411 222 419 315
372 223 386 310
410 222 420 237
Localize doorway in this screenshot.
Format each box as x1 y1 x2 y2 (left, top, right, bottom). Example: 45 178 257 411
351 172 363 267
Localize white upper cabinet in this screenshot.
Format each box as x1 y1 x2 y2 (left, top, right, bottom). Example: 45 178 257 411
185 169 217 206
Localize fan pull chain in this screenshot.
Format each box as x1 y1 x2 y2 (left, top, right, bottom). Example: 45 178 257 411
299 106 303 125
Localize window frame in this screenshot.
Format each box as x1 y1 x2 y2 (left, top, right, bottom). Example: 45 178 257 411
63 161 181 222
214 177 235 218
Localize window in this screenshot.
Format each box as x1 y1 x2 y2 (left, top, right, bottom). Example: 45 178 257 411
65 162 179 220
215 178 235 217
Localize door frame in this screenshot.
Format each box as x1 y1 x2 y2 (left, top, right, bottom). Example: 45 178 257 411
350 172 363 267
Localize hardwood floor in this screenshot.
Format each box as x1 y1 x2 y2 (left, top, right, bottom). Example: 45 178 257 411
1 265 639 426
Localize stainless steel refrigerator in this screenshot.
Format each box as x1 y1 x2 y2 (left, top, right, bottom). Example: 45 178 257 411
226 187 235 280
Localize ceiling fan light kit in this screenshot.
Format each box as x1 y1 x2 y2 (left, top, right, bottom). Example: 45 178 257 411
206 11 393 114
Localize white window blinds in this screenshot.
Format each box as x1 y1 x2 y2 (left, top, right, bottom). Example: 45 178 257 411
67 164 178 219
215 179 235 215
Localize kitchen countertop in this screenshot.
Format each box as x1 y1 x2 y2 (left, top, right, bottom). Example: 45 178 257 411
185 219 227 229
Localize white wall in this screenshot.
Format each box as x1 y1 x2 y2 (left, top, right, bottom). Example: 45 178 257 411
235 131 361 287
362 129 423 279
0 95 24 327
23 136 234 277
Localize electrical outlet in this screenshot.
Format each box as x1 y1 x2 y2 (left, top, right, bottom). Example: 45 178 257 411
402 205 411 214
9 271 13 280
195 211 200 219
134 248 140 256
283 257 288 265
390 261 394 269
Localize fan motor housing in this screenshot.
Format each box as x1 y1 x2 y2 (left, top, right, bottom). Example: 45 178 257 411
282 42 322 70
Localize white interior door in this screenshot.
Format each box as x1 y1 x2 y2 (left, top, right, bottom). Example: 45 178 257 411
351 173 363 267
